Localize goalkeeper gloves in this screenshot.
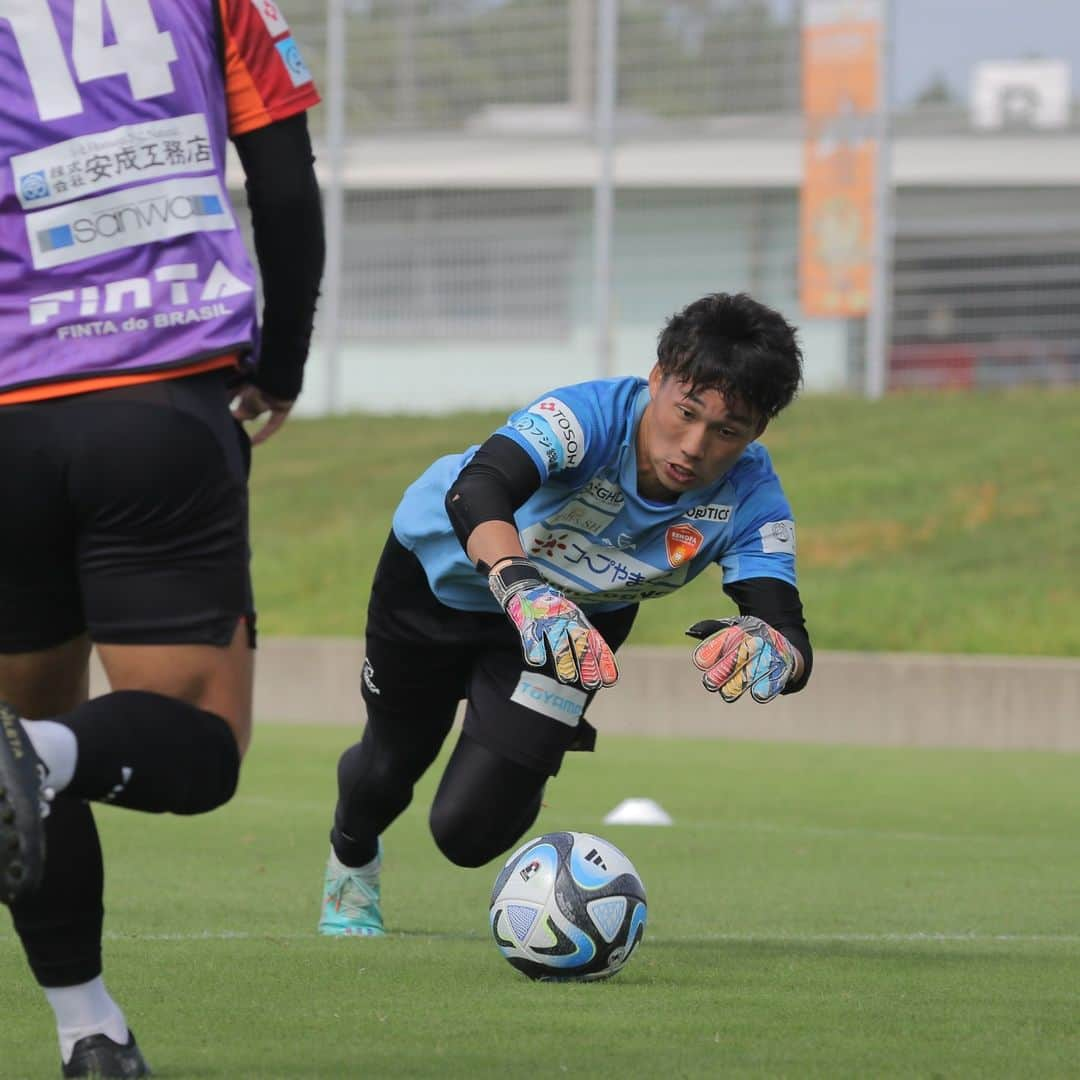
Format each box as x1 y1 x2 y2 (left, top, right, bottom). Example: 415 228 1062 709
686 615 797 704
488 558 619 690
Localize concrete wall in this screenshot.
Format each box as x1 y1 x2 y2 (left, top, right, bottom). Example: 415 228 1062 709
89 642 1080 752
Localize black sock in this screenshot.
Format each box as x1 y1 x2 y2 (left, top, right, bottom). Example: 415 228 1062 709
11 797 103 987
56 690 240 814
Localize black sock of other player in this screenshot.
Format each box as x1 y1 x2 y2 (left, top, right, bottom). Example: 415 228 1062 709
9 796 104 988
53 691 240 815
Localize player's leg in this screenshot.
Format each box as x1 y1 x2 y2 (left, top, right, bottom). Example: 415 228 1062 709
320 534 469 936
0 372 253 1076
0 635 91 718
4 631 250 1080
320 664 460 938
428 732 547 868
428 602 640 868
0 632 148 1080
5 375 253 815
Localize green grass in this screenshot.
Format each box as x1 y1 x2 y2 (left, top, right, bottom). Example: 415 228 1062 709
248 388 1080 655
3 727 1079 1078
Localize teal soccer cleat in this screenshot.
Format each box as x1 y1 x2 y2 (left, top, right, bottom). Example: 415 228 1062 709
318 840 385 937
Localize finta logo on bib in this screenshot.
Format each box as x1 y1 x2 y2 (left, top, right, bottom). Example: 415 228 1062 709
665 523 703 567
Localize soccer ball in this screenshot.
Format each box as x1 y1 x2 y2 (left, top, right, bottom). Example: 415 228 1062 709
489 831 647 981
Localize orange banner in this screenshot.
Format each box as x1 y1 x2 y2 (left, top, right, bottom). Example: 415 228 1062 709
800 2 882 317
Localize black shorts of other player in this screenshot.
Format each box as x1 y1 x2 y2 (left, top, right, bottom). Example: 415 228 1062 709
0 370 254 653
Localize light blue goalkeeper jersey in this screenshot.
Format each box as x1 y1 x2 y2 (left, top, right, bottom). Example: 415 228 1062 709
392 376 798 614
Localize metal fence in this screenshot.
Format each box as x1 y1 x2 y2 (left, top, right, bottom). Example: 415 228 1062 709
270 0 1080 415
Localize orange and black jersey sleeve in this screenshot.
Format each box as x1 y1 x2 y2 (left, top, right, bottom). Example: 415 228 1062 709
219 0 321 136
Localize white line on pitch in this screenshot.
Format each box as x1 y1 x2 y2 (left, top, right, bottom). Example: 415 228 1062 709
85 930 1080 946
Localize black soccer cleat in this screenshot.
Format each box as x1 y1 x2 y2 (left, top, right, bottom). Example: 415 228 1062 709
62 1031 152 1079
0 700 49 905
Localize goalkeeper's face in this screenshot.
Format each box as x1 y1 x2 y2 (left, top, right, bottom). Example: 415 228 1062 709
636 366 765 502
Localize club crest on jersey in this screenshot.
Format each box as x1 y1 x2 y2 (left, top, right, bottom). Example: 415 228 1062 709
665 523 703 567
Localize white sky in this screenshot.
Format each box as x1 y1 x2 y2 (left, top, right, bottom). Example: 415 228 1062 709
891 0 1078 103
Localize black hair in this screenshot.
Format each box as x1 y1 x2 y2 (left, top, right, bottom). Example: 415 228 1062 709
655 292 803 420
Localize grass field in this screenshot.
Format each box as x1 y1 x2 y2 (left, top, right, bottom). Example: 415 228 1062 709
3 726 1079 1078
248 387 1080 656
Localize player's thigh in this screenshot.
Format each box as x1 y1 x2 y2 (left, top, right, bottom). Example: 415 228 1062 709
96 619 254 753
359 630 467 768
463 646 590 777
69 372 254 650
463 603 639 776
67 373 255 738
0 403 86 657
0 635 92 719
359 531 479 763
429 730 546 864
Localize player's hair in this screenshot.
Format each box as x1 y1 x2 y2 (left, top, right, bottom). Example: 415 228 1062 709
655 292 803 420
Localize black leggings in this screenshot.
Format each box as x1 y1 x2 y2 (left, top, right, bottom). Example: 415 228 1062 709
333 718 545 870
330 533 637 870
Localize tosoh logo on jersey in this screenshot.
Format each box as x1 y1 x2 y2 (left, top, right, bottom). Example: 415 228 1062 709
513 397 585 471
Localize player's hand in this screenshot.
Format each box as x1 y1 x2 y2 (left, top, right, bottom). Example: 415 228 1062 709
685 616 797 703
231 384 294 446
489 559 619 690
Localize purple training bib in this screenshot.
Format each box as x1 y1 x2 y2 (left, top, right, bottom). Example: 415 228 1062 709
0 0 259 394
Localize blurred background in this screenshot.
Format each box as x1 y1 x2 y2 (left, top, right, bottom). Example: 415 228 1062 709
240 0 1080 415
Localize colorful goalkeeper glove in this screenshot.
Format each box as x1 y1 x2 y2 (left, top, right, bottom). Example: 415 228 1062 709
488 558 619 690
685 616 797 703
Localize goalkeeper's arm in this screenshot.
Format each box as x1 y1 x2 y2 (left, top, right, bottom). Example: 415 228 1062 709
445 434 543 574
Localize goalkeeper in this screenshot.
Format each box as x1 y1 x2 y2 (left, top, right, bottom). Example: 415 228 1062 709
318 291 812 936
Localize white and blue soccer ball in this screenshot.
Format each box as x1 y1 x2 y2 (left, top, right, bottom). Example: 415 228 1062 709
489 831 647 981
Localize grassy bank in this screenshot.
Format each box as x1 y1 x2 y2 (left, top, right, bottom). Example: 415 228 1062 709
249 388 1080 655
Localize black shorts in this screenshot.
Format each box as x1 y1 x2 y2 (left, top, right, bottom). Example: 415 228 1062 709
363 532 638 776
0 370 254 653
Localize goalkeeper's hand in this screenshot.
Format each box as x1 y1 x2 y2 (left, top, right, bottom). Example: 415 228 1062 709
488 558 619 690
685 616 797 703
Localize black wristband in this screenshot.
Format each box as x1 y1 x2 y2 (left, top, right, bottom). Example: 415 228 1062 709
475 554 516 576
487 558 544 608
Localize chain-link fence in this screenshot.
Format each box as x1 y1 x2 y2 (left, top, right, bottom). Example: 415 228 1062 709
266 0 1080 415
